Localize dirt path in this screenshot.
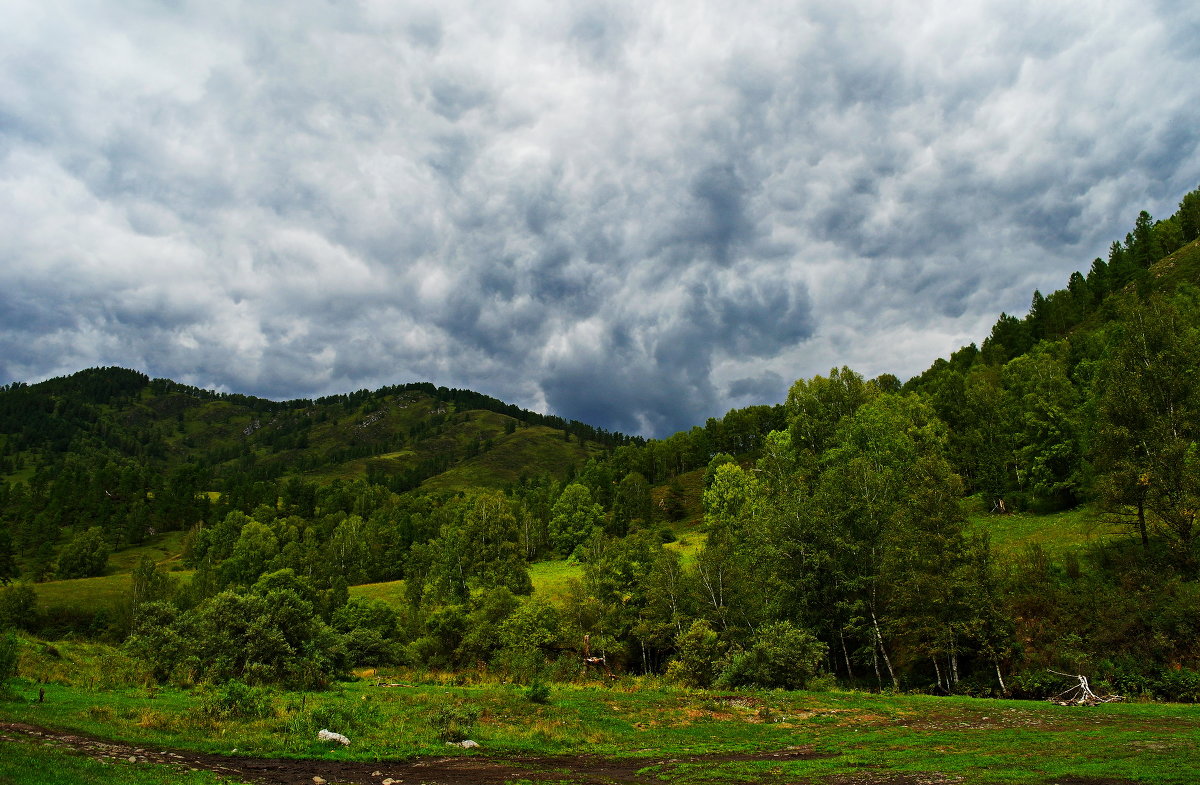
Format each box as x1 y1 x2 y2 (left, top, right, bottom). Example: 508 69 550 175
0 721 828 784
1 722 1141 785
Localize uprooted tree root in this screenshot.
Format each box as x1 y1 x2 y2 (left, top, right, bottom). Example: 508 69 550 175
1047 671 1123 706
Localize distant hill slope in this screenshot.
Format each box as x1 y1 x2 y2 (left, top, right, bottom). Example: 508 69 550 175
0 369 615 495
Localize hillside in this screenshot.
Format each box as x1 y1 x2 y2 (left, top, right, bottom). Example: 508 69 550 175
0 370 612 494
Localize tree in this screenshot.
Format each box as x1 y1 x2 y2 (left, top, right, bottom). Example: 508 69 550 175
1001 342 1084 509
610 472 652 536
786 367 877 455
129 555 172 608
1179 187 1200 242
56 527 111 579
1092 296 1200 569
549 484 603 556
668 619 725 687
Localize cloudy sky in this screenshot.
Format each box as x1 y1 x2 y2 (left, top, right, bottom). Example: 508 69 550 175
2 1 1199 436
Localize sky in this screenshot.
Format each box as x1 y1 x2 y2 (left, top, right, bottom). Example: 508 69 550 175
2 1 1199 437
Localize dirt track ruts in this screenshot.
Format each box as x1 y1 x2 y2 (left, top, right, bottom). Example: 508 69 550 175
0 721 828 784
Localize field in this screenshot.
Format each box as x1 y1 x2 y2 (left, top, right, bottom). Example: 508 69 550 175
965 503 1122 555
1 661 1198 785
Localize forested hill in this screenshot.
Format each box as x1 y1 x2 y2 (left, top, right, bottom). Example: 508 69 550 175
0 370 627 547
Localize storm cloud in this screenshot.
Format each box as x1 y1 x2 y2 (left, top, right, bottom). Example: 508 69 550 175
2 1 1198 435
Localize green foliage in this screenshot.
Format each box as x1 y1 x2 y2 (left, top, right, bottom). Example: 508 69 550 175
56 527 111 580
194 679 275 721
525 680 551 704
428 698 480 742
667 619 725 688
0 631 18 682
123 601 185 682
716 621 825 690
549 483 603 556
0 583 38 630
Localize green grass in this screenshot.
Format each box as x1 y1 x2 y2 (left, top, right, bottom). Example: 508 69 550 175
106 531 188 572
422 424 603 491
665 531 707 567
2 667 1199 784
34 574 134 615
966 504 1123 555
34 570 194 617
348 580 407 606
529 559 582 597
0 734 238 785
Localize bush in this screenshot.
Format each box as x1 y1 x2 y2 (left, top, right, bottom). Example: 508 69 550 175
195 679 275 721
0 632 18 682
668 620 725 688
291 699 381 737
429 699 480 742
716 621 826 691
0 584 38 631
56 527 112 579
526 681 551 704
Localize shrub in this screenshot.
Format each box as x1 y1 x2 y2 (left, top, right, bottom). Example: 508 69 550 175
0 584 38 631
667 620 725 688
716 621 826 690
291 699 381 737
0 632 18 682
429 699 480 742
195 679 275 721
526 680 551 704
56 527 111 579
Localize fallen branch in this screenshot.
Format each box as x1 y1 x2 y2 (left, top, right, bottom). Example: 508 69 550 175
1047 670 1123 706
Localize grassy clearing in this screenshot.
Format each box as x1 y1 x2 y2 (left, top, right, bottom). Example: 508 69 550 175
665 531 707 567
529 559 582 597
107 531 188 572
966 504 1123 555
3 645 1199 784
422 425 603 491
34 570 194 617
348 580 407 606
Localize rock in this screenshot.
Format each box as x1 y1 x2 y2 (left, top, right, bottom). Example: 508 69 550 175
371 772 382 777
446 739 480 749
317 729 351 746
313 777 327 785
127 756 138 763
383 779 400 785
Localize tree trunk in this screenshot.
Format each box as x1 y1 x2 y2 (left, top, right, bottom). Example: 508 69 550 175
839 630 855 681
870 605 899 690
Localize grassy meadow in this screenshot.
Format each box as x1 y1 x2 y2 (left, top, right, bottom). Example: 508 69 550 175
2 660 1198 784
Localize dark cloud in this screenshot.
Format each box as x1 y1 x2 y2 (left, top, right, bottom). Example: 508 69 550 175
2 0 1199 436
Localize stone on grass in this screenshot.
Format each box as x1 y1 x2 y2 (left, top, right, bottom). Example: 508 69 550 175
317 729 351 746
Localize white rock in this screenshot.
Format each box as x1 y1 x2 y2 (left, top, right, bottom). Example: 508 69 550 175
317 729 351 746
